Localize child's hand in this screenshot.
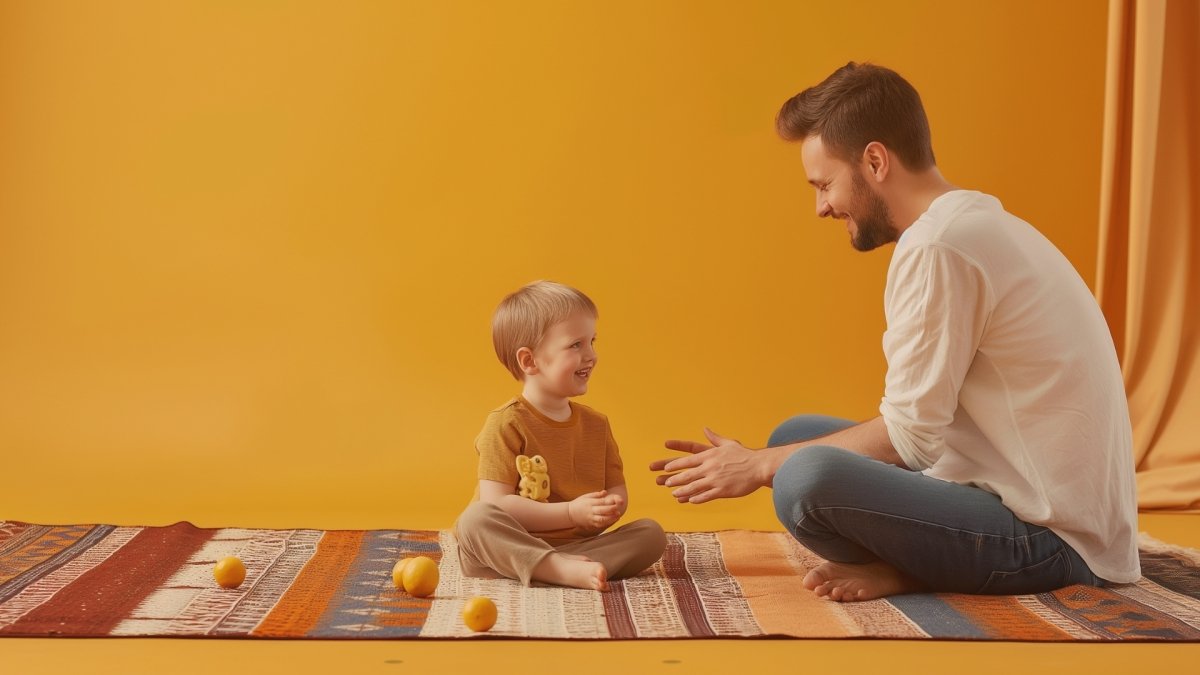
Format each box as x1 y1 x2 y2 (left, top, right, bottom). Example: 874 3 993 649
567 490 624 532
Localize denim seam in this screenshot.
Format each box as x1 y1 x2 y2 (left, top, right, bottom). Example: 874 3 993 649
795 505 1060 548
978 549 1069 594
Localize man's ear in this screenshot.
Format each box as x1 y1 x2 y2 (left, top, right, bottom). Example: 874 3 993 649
862 141 890 182
516 347 538 376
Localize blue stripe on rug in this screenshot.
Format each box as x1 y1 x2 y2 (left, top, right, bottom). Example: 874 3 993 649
310 530 437 638
888 594 989 639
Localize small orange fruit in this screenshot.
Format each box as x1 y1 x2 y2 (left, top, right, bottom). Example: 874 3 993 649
462 596 497 632
213 556 246 589
392 558 412 589
402 555 439 597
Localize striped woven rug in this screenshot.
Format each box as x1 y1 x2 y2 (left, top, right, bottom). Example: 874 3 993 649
2 520 1199 641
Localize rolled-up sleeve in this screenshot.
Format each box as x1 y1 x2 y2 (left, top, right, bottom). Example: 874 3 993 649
879 243 992 471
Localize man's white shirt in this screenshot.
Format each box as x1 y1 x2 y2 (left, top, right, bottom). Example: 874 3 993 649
880 190 1140 583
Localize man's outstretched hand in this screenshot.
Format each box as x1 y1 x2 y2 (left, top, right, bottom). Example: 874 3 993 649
649 428 769 504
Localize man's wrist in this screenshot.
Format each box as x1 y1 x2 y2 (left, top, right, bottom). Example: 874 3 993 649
758 444 797 487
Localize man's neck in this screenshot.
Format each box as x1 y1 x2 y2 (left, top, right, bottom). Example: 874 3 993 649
889 168 957 236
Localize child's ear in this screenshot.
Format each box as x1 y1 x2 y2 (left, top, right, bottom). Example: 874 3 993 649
516 347 538 375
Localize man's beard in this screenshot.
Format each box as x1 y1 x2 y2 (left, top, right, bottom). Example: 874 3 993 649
849 172 899 252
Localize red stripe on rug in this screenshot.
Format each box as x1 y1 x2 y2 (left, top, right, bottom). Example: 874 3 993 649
0 522 212 636
940 594 1073 640
0 522 34 548
661 534 716 637
601 579 637 638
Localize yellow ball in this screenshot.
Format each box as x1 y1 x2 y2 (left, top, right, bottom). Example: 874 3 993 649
213 556 246 589
402 555 439 597
392 558 412 589
462 596 497 632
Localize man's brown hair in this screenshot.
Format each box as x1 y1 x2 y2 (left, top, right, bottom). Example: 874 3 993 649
776 62 936 170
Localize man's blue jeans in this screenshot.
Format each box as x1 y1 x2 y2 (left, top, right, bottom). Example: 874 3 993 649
769 415 1104 594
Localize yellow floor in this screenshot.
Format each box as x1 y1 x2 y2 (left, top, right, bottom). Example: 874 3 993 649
2 513 1197 675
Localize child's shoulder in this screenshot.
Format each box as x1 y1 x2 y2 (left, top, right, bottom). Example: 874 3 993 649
568 400 610 424
476 399 524 441
490 397 521 412
484 397 522 420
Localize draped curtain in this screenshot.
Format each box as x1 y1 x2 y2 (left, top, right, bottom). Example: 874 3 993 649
1096 0 1200 510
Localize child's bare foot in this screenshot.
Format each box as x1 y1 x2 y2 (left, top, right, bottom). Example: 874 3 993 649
533 553 609 591
802 560 923 602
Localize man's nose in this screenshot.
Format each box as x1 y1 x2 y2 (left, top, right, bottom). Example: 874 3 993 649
816 196 831 218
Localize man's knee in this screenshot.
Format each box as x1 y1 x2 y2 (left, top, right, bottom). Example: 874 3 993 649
771 445 860 527
768 415 855 447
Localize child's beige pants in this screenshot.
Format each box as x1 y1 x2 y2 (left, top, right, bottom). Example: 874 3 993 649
454 501 667 586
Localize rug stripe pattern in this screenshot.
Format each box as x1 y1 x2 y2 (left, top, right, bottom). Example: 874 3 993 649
0 522 210 636
1 521 1198 642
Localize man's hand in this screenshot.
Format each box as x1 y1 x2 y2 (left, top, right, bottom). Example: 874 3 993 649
649 428 769 504
567 490 624 531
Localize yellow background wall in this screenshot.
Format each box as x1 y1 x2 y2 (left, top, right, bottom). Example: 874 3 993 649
0 1 1108 531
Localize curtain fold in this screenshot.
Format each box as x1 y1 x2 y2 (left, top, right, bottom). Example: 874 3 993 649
1097 0 1200 510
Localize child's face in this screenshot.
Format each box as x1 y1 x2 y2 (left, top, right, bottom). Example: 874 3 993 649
525 311 598 400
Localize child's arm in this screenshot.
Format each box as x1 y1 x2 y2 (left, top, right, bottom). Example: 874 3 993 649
479 480 623 533
606 485 629 519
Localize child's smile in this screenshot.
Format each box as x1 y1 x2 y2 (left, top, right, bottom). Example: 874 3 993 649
522 311 598 415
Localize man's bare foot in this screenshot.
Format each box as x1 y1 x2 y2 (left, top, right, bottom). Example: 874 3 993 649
802 560 923 602
532 553 609 591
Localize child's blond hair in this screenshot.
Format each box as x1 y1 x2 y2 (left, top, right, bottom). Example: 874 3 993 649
492 281 598 380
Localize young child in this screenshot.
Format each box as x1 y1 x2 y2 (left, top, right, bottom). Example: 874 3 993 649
454 280 667 591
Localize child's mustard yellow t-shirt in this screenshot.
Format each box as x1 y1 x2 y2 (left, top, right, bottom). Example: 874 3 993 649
474 396 625 540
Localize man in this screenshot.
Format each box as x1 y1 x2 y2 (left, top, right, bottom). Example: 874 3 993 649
650 62 1140 601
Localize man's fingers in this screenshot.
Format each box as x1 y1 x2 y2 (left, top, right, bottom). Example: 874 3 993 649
663 439 711 454
661 453 704 474
670 474 709 500
648 458 673 471
651 437 714 472
688 488 722 505
703 427 738 447
651 455 701 474
653 432 730 507
663 467 702 488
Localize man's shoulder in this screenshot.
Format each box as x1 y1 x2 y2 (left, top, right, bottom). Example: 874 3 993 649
900 190 1029 258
